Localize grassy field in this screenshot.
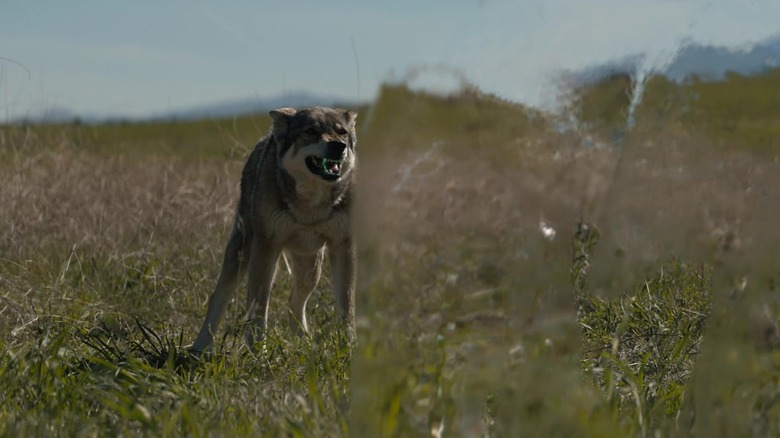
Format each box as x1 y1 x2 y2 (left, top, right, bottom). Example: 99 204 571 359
1 73 779 436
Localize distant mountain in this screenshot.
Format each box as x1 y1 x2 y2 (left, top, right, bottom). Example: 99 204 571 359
8 91 364 125
665 34 780 81
150 91 364 122
11 105 86 125
561 33 780 87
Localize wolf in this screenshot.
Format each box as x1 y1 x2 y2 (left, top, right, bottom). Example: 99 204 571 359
190 107 358 352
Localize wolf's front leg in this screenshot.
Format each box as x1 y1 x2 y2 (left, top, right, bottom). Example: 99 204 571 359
329 240 356 331
244 239 279 349
288 250 325 335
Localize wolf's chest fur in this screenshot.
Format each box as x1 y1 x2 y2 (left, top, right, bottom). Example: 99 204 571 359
283 229 328 254
270 207 350 254
294 177 335 208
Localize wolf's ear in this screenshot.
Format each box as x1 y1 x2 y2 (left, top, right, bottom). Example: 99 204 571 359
342 109 358 126
270 107 296 122
269 107 297 142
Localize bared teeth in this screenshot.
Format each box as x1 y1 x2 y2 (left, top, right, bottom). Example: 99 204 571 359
322 158 343 175
307 156 343 178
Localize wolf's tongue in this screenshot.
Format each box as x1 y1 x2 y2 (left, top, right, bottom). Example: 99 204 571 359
329 162 341 174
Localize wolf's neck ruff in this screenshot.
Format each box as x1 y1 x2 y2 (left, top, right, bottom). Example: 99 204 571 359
276 162 349 225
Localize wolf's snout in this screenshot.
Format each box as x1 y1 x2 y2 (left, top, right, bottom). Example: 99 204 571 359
306 140 348 180
326 141 347 157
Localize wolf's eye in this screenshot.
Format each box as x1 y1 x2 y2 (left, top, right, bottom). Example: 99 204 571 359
305 128 318 136
335 127 348 136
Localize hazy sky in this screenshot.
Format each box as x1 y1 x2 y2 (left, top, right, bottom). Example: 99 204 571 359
2 1 779 121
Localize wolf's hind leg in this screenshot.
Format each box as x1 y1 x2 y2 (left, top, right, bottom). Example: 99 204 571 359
191 223 249 352
328 241 356 341
288 250 324 335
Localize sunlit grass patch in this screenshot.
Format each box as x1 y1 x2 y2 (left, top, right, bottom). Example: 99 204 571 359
578 254 711 431
0 293 354 437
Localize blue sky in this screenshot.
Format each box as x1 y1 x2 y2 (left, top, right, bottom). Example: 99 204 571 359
2 1 779 121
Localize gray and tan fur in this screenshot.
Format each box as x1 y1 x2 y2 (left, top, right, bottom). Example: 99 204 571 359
191 106 358 352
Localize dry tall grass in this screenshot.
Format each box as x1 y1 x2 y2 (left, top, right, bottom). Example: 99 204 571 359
0 125 244 338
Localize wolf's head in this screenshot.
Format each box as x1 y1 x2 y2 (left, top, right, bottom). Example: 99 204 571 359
271 107 357 184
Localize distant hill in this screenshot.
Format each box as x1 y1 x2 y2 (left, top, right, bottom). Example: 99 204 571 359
562 33 780 87
13 105 84 125
10 91 364 125
664 35 780 81
148 91 364 122
565 60 780 154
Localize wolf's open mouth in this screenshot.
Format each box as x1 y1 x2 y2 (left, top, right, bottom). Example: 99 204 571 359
305 156 343 181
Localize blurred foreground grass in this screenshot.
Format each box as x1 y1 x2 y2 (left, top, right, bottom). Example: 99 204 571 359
1 71 780 436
